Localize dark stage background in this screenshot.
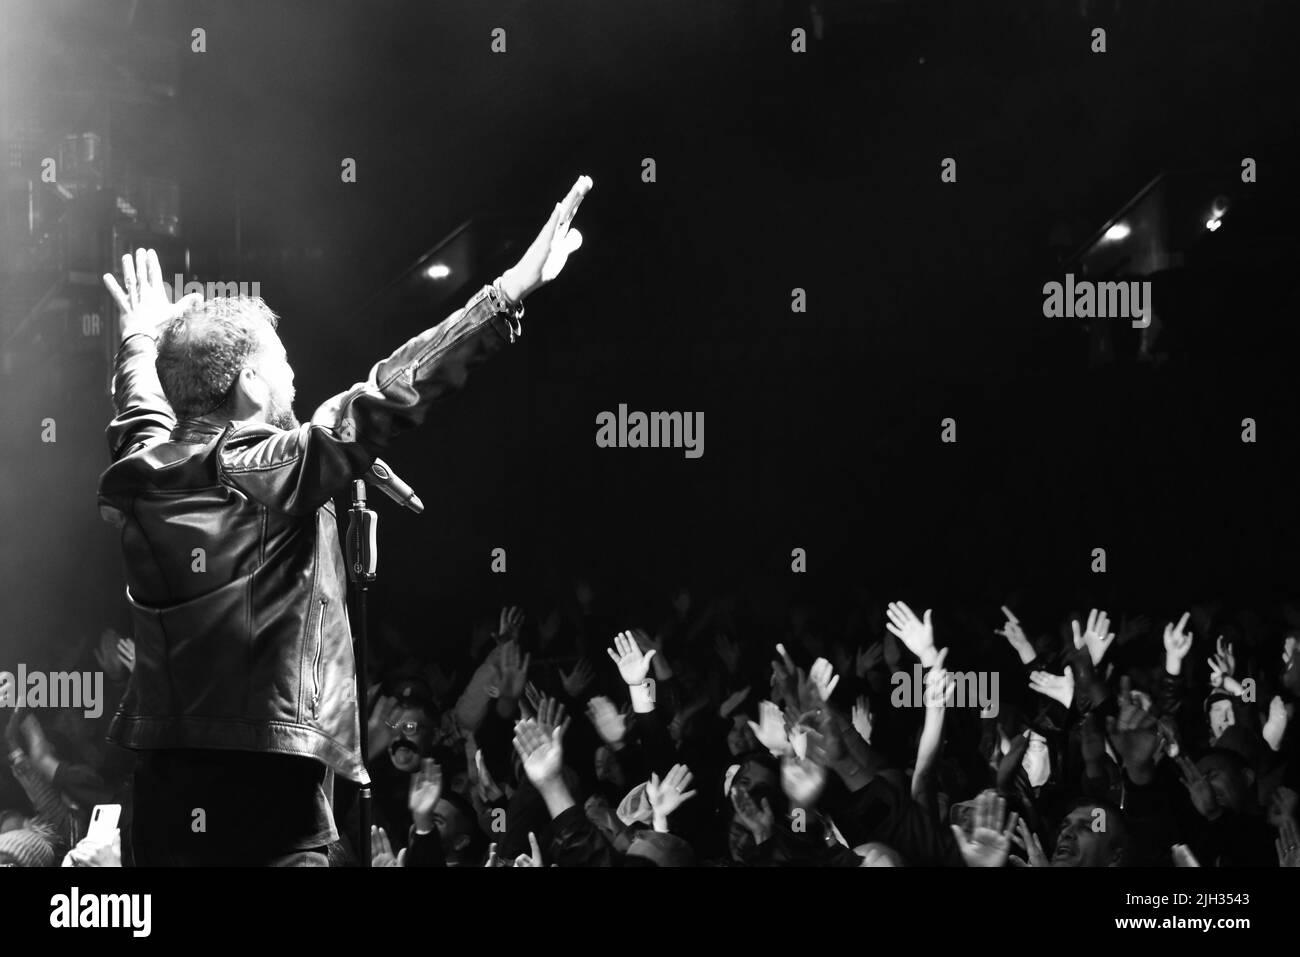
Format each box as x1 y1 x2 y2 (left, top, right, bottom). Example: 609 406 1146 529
2 0 1299 669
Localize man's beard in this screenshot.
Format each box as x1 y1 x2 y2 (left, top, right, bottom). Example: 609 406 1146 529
268 398 300 430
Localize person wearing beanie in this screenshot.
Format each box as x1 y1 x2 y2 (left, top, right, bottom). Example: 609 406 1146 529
0 827 56 868
4 728 73 865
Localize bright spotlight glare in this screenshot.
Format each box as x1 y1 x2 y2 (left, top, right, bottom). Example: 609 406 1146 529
1206 218 1222 232
1103 223 1131 242
424 263 451 280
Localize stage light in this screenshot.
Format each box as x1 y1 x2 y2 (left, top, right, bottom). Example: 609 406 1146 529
1103 222 1131 242
1206 218 1222 232
424 263 451 280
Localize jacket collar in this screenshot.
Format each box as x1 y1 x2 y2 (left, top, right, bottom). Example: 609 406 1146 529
171 418 227 444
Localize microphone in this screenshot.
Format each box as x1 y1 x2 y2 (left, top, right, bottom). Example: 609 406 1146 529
364 458 424 514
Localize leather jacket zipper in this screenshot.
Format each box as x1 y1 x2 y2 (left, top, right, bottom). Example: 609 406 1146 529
311 597 326 717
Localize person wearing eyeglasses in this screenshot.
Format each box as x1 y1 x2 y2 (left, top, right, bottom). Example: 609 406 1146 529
345 697 436 855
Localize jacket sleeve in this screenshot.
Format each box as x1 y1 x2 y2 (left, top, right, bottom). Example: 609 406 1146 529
221 284 522 515
631 708 677 779
105 334 177 462
549 804 619 867
474 700 518 790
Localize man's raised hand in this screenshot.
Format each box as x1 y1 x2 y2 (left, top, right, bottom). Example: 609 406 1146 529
731 786 774 846
1009 818 1049 868
103 248 201 344
1177 756 1219 819
885 601 938 669
1214 635 1236 677
1264 696 1291 752
997 606 1036 665
951 789 1019 868
809 657 840 703
409 757 443 831
851 695 874 744
855 642 884 677
1029 668 1074 709
499 175 594 302
1164 612 1194 675
496 640 531 702
371 826 405 867
472 749 504 804
535 694 571 739
1277 815 1300 868
512 716 565 787
607 630 656 685
748 700 793 757
558 659 595 699
586 695 627 748
513 832 545 868
647 764 698 830
116 637 136 675
1071 608 1115 666
497 606 525 643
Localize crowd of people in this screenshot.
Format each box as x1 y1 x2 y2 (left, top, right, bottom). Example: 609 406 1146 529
4 580 1299 867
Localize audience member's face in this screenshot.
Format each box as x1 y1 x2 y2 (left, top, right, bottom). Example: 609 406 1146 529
574 580 594 608
432 798 472 860
727 716 758 756
594 745 625 789
1051 805 1120 867
733 759 776 794
1197 752 1248 814
727 793 764 863
388 706 432 773
672 588 691 618
1208 700 1235 739
448 769 470 799
726 763 777 862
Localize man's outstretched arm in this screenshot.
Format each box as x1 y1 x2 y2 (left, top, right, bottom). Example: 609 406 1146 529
222 175 594 515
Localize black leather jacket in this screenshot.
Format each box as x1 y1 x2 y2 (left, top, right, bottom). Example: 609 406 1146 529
97 284 522 783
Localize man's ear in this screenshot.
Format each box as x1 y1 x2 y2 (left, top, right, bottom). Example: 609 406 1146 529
228 367 263 416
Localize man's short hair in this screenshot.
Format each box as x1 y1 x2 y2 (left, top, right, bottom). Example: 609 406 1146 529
1066 796 1131 861
155 297 279 419
438 790 488 861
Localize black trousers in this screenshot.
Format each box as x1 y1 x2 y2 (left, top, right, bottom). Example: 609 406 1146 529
130 749 337 867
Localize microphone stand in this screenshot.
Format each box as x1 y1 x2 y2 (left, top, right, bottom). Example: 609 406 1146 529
345 480 377 867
